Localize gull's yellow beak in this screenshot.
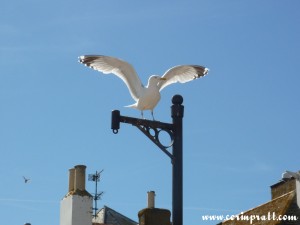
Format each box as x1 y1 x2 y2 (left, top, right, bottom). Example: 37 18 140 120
160 77 167 80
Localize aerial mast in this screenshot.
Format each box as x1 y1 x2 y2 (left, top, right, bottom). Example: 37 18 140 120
88 170 104 218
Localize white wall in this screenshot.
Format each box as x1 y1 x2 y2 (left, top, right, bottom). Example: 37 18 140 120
60 195 92 225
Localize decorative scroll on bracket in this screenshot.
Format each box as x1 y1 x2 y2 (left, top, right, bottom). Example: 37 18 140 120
111 110 175 161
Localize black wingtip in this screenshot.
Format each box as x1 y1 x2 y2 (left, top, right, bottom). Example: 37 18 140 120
192 65 209 78
78 55 101 67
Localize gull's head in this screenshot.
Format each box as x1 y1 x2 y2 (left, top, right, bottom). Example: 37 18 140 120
147 75 166 87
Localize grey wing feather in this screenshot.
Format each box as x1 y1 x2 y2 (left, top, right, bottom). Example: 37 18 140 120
79 55 143 101
158 65 209 91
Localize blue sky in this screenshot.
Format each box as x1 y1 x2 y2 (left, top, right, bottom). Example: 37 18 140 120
1 1 300 225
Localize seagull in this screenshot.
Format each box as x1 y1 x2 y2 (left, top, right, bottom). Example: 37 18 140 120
23 176 30 183
79 55 209 119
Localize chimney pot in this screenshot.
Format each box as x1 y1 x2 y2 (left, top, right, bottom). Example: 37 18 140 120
138 192 171 225
74 165 87 191
68 168 75 192
147 191 155 208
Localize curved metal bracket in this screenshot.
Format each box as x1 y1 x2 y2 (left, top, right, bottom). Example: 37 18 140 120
135 124 174 161
111 110 175 161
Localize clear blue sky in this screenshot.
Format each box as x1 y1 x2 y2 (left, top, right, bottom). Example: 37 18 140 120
1 1 299 225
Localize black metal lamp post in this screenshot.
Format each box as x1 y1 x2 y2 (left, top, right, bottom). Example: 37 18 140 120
111 94 184 225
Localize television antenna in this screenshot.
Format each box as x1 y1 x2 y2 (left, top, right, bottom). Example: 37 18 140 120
88 169 104 218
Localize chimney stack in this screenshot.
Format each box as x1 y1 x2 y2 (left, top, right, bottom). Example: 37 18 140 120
271 177 296 199
270 170 300 208
60 165 92 225
138 191 171 225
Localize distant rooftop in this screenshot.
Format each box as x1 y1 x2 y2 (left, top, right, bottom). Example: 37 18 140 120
93 205 138 225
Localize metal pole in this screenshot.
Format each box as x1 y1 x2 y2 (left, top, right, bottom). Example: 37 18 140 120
111 95 184 225
94 174 98 217
171 95 184 225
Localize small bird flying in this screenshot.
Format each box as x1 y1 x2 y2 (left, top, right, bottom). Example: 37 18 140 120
79 55 209 119
23 176 30 183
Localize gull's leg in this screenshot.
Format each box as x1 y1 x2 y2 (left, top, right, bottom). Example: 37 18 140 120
141 110 144 119
151 110 155 121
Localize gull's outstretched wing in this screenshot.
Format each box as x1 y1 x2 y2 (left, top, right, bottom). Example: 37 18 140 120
79 55 143 101
158 65 209 91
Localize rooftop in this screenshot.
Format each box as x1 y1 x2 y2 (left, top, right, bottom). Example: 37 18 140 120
218 176 300 225
93 205 138 225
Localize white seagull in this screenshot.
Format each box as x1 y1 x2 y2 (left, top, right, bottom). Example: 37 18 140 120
79 55 209 119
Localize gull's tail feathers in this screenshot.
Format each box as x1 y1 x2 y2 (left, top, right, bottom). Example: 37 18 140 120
125 103 138 109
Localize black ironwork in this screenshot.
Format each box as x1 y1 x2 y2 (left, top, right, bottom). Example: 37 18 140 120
111 95 184 225
88 170 104 218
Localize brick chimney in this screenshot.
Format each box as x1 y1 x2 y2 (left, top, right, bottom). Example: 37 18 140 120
271 177 296 199
60 165 93 225
270 170 300 207
138 191 171 225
